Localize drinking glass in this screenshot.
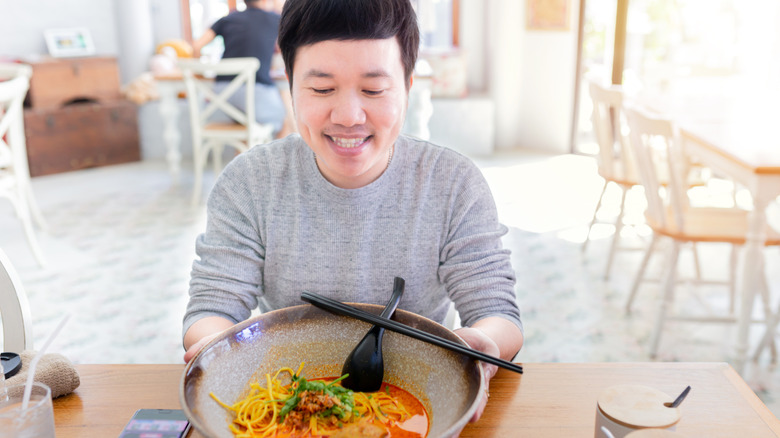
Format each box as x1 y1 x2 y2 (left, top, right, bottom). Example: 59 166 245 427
0 382 56 438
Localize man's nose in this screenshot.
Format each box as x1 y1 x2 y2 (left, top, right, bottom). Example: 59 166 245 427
330 91 366 126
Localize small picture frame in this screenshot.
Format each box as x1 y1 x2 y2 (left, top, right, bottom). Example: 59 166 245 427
44 28 95 58
526 0 572 31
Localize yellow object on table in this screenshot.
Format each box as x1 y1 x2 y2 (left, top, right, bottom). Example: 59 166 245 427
155 39 193 58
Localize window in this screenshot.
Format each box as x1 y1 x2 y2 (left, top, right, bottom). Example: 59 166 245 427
414 0 459 50
572 0 780 154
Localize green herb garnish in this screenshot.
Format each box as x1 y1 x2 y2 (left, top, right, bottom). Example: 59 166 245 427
278 371 355 422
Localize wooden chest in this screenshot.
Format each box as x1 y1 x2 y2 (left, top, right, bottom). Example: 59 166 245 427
22 56 140 176
23 100 140 177
26 56 121 110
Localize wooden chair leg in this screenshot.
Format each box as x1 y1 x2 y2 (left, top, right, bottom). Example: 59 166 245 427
604 185 628 280
752 265 778 364
728 245 738 315
626 235 658 315
191 142 208 207
582 180 608 253
10 194 46 267
691 242 702 281
213 144 224 176
650 240 680 359
752 302 779 365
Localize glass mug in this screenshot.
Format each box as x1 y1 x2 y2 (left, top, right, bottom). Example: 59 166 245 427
0 382 56 438
595 384 681 438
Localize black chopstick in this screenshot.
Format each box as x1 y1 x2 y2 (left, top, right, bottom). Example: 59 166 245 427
300 291 524 374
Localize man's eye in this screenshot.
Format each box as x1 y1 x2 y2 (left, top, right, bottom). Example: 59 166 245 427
312 88 333 94
363 90 384 96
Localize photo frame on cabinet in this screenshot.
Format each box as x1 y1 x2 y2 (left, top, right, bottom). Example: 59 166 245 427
44 28 96 58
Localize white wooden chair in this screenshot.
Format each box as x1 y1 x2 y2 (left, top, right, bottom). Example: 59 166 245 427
623 104 780 358
581 81 645 279
179 57 274 205
0 247 34 353
754 298 780 363
0 64 47 267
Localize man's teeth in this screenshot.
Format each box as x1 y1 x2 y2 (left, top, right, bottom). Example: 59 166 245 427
331 137 366 148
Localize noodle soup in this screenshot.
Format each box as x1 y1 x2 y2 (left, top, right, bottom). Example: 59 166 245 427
212 364 429 437
181 304 482 438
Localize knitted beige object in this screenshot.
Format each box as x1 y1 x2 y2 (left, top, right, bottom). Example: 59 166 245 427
5 351 80 398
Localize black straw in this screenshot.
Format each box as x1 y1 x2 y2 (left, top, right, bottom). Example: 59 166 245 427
301 291 524 374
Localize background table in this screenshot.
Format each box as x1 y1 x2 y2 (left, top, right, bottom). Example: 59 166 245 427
637 92 780 371
678 116 780 371
53 362 780 437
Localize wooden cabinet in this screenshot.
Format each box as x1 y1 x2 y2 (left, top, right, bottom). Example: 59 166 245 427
23 56 140 176
27 57 121 109
24 101 140 177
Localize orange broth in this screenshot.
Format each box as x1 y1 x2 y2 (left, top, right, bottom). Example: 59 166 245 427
295 379 429 438
376 382 429 438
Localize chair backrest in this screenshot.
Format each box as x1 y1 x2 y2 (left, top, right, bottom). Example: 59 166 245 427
588 80 636 182
0 76 31 176
178 57 261 142
0 247 34 352
0 63 32 81
623 104 687 233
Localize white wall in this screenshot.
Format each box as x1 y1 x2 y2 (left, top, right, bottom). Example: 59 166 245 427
0 0 119 60
0 0 181 86
483 0 580 153
486 1 525 152
115 0 155 85
460 0 489 93
517 28 579 153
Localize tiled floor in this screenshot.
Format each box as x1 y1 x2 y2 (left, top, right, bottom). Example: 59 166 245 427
0 149 778 419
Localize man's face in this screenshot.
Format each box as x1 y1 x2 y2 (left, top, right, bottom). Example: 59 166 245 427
291 38 409 189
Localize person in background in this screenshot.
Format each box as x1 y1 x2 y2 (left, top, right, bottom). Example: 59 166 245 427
192 0 290 137
182 0 523 424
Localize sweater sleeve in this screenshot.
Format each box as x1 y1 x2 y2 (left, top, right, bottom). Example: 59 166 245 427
182 157 265 337
437 159 522 333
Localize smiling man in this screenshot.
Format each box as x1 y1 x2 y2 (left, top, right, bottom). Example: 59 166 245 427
182 0 523 423
293 38 405 189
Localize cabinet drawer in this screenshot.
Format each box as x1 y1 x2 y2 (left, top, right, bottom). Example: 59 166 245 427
27 57 121 109
23 101 140 177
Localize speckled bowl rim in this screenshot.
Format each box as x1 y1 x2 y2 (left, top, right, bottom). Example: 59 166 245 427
179 303 483 438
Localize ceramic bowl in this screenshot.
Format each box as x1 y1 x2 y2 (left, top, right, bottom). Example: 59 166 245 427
180 303 483 437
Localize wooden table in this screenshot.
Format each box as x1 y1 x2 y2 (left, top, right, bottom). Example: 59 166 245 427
677 111 780 371
639 91 780 371
152 73 187 181
53 363 780 437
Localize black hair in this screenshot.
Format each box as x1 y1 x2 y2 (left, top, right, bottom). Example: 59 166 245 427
278 0 419 89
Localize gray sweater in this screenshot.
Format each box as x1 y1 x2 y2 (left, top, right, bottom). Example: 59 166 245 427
183 134 522 337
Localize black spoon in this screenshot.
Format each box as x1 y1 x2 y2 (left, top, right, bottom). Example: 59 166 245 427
665 385 691 408
340 277 405 392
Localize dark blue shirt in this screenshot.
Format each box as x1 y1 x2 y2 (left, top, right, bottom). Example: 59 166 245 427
211 7 281 85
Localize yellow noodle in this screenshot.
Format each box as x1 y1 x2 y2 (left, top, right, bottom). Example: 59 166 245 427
210 363 415 437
